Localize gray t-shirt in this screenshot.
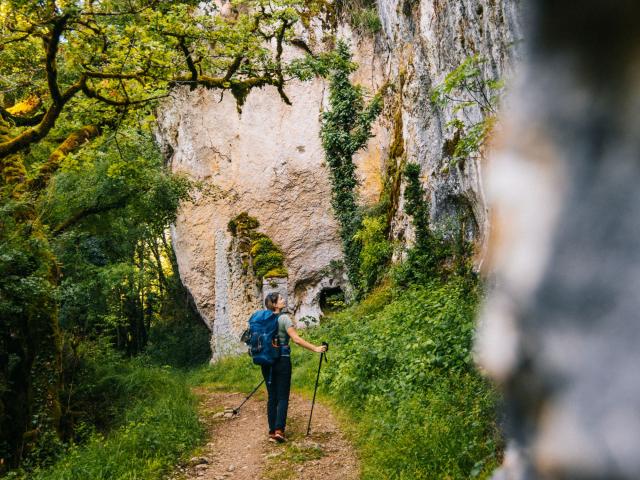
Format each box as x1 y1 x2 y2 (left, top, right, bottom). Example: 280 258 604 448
277 314 293 346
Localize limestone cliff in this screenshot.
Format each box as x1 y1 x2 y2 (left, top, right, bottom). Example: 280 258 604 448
376 0 521 260
155 0 521 359
158 78 353 359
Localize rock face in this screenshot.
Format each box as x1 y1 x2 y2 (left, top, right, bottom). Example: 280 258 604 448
375 0 522 259
157 78 356 359
155 1 521 359
156 31 392 359
476 2 640 478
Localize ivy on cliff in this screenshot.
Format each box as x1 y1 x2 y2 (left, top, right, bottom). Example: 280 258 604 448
395 163 448 285
397 162 476 285
320 41 382 295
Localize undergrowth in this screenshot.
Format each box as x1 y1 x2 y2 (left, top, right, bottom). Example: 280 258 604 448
306 279 501 479
5 345 204 480
194 275 502 480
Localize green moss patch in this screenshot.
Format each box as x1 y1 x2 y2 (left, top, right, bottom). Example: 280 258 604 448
228 212 288 280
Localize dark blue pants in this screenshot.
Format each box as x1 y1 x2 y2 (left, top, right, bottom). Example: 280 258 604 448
261 355 291 432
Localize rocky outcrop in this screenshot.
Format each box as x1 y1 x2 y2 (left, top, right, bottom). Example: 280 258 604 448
156 71 382 358
156 1 521 359
375 0 521 260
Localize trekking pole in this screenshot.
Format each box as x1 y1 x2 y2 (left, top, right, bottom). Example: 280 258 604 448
232 379 265 415
306 342 329 436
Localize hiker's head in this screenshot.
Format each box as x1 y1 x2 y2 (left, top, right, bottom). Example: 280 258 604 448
265 292 286 311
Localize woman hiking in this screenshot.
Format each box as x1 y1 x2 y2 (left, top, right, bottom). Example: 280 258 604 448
262 292 327 443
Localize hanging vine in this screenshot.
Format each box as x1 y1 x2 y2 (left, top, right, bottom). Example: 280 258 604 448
320 41 382 294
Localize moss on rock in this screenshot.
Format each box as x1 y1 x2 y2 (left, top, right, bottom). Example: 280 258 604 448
228 212 288 281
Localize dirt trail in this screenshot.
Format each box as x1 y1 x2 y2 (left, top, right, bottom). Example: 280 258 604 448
172 387 359 480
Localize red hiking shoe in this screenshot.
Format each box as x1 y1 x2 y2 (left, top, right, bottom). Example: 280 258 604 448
274 429 286 443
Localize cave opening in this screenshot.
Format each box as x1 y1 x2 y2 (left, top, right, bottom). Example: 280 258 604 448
319 287 345 314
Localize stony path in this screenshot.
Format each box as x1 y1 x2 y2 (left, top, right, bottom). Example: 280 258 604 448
171 387 359 480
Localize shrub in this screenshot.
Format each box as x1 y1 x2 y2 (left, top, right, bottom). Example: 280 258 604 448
430 55 503 167
336 0 383 35
355 214 393 292
350 7 382 34
11 343 204 480
303 277 500 479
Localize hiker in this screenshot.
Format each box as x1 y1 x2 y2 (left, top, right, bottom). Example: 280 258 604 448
261 292 327 443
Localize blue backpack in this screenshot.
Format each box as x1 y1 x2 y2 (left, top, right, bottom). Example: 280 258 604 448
243 310 281 366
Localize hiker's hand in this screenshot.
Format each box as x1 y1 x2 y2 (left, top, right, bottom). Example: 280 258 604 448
314 344 327 354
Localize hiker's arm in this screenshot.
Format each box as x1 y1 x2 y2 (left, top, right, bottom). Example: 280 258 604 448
287 327 327 353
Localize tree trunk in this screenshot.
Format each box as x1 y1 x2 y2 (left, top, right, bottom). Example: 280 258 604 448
0 227 62 470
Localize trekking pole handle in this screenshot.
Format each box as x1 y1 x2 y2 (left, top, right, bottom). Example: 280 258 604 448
321 342 328 362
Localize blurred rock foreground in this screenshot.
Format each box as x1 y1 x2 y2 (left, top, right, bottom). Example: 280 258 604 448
477 1 640 478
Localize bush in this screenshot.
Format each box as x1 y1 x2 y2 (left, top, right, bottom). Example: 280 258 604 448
10 343 204 480
350 6 382 34
304 277 501 479
336 0 383 35
355 214 393 292
195 275 502 479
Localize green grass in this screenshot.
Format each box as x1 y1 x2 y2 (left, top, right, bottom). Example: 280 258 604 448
193 276 502 479
281 442 324 463
17 274 499 480
262 441 324 480
187 355 262 392
8 357 205 480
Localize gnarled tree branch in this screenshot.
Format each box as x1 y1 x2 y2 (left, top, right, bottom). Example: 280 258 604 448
27 124 100 192
0 105 45 127
178 37 198 87
0 82 83 160
51 192 135 235
44 15 69 104
274 19 291 105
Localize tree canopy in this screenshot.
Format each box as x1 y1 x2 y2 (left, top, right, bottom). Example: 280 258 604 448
0 0 329 470
0 0 323 191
